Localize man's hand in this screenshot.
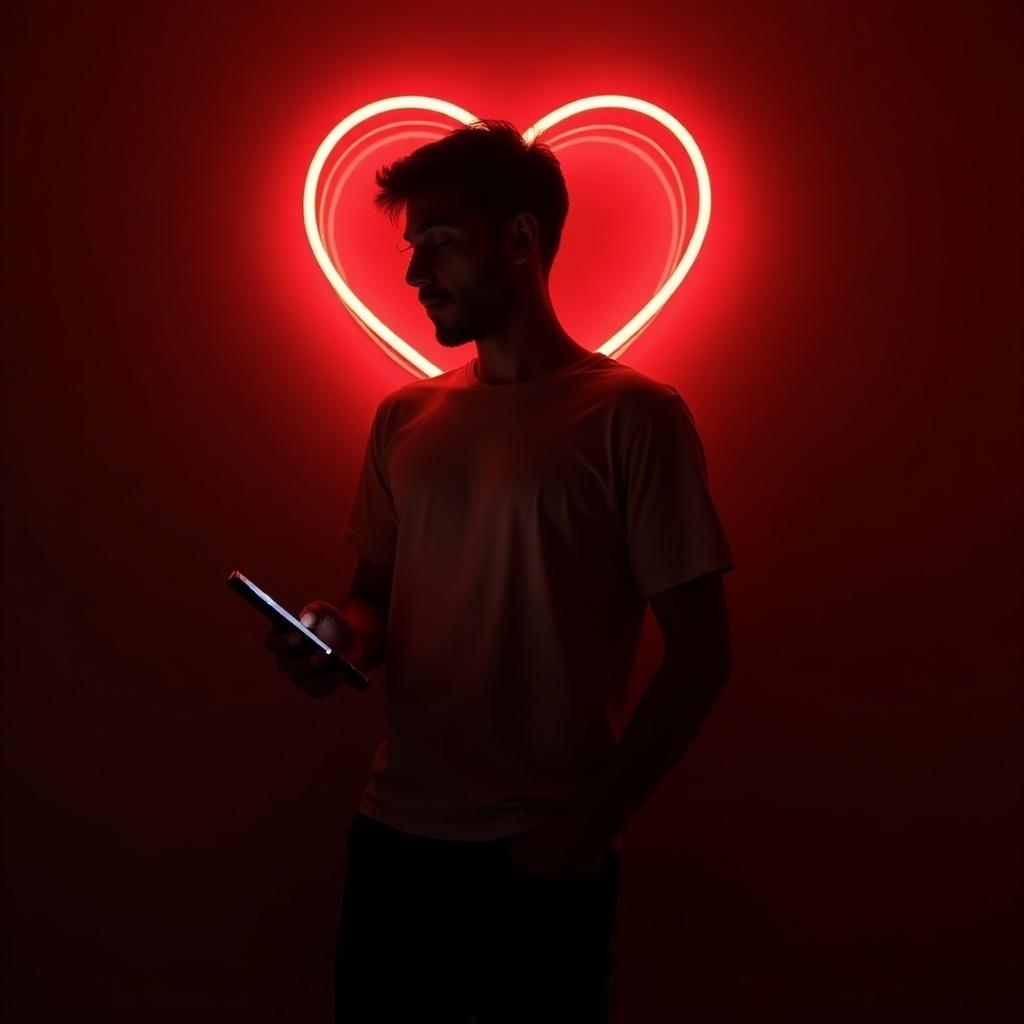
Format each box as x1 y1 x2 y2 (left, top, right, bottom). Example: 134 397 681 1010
502 814 608 882
264 600 359 699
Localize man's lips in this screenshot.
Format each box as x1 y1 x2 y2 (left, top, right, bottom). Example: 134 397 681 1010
422 298 449 312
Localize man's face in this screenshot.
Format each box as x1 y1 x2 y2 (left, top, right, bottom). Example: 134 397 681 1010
401 182 517 348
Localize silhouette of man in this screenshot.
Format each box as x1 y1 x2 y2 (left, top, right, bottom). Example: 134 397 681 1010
271 119 736 1023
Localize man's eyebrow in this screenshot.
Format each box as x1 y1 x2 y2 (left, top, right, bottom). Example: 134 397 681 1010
401 218 458 242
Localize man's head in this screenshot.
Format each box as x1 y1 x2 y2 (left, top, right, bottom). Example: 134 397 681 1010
372 120 569 348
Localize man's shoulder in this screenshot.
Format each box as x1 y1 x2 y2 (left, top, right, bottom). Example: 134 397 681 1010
589 353 682 420
373 362 465 424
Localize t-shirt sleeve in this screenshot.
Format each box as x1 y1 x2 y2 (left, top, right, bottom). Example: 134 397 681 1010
341 401 398 565
621 392 736 598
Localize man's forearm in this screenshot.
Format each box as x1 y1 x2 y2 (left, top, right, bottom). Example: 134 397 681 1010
557 658 731 853
336 596 387 673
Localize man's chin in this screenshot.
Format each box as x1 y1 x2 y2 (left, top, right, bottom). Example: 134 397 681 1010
434 322 475 348
436 333 474 348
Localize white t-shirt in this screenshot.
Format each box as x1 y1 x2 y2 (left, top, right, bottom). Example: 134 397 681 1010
342 350 736 844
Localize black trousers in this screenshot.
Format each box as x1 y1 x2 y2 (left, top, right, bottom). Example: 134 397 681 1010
333 811 622 1023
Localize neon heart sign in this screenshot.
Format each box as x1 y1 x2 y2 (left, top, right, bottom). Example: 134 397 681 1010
303 94 711 378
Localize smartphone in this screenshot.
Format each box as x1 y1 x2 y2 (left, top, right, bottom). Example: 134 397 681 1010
226 570 370 691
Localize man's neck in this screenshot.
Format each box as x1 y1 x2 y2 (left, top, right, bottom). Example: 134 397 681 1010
472 338 593 384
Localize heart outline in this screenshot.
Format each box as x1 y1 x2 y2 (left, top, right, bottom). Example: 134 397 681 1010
303 94 711 378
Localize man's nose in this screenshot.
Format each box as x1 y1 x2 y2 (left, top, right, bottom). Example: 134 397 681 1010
405 251 433 289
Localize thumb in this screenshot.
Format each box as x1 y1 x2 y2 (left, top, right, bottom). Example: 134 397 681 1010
300 611 317 628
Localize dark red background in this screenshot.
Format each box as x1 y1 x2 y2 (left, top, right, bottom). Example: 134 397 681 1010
3 2 1021 1021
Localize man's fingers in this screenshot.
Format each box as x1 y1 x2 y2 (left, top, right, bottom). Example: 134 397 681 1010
275 644 332 675
266 625 306 654
265 624 288 651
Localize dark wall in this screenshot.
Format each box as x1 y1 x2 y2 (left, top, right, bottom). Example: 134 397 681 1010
2 2 1020 1020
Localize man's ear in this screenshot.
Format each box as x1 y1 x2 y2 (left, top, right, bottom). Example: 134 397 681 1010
511 212 539 265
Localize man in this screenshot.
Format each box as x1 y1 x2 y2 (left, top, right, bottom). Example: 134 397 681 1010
266 119 736 1023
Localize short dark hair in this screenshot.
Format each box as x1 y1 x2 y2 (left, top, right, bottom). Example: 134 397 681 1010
373 119 570 277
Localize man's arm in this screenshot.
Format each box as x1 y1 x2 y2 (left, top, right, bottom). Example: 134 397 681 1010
555 570 733 854
336 557 394 672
